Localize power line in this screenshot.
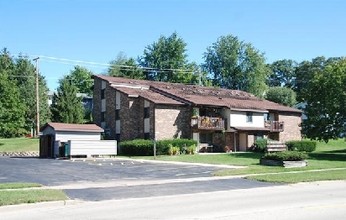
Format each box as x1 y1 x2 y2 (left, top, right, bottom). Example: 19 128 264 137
31 55 197 74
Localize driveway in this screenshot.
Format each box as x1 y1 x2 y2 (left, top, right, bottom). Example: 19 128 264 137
0 157 277 201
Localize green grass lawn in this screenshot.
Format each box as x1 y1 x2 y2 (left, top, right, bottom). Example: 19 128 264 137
246 169 346 183
130 139 346 183
0 190 68 206
0 182 41 189
0 183 68 206
0 138 39 152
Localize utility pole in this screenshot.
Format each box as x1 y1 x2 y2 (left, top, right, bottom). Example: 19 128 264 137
33 57 40 137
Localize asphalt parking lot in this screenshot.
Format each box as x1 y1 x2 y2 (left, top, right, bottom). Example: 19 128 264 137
0 157 277 201
0 157 221 185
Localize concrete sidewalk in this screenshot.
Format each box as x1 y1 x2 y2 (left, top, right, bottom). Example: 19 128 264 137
72 156 246 169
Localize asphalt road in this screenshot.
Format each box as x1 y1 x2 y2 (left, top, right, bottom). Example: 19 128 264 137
1 181 345 220
0 157 275 201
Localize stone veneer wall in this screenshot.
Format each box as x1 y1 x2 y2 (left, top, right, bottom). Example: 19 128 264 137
154 105 191 140
93 77 145 141
117 92 143 141
279 112 302 142
105 87 116 139
106 88 144 141
147 101 155 140
92 78 102 127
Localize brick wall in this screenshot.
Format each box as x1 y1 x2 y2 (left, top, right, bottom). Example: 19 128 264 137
154 105 191 140
279 112 302 142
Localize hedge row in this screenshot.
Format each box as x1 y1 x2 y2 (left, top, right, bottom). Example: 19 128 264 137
119 139 153 156
262 151 308 161
119 139 197 156
286 140 316 152
250 139 317 153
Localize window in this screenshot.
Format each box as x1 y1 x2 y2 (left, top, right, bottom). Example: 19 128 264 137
255 134 264 140
115 109 120 120
101 89 105 99
264 113 271 121
115 134 120 141
199 133 213 144
144 107 150 118
246 112 253 123
144 133 150 140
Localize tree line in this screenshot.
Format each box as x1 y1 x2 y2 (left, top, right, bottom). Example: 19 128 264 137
1 32 345 141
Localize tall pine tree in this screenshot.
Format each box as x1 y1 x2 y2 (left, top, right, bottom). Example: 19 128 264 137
50 78 84 123
0 70 26 137
14 56 50 130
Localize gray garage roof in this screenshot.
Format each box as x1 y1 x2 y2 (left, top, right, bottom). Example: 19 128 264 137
40 123 104 133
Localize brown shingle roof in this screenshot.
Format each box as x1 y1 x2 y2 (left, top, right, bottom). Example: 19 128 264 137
94 75 301 113
110 85 184 105
41 123 104 132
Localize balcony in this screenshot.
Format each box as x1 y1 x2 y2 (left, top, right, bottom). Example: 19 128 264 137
265 121 284 132
191 116 225 131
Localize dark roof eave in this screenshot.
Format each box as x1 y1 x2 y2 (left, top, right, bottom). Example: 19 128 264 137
231 127 271 132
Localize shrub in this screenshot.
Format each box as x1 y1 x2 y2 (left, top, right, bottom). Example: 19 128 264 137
167 145 180 155
119 139 153 156
120 138 197 156
168 144 174 156
156 139 197 155
250 138 268 152
286 140 317 152
185 144 196 155
172 146 180 155
262 151 308 161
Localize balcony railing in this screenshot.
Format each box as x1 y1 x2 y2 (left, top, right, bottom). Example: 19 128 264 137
191 116 225 131
265 121 284 132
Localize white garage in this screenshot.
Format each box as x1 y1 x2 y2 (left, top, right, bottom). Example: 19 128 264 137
40 123 116 158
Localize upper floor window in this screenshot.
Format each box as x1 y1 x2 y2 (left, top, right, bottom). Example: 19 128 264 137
144 133 150 140
264 113 270 121
115 134 120 142
144 107 150 118
115 109 120 120
246 112 253 123
101 112 105 122
101 89 105 99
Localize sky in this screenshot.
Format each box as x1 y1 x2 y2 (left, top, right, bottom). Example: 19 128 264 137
1 0 345 90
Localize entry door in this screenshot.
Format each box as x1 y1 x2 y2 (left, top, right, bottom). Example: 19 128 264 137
239 133 247 151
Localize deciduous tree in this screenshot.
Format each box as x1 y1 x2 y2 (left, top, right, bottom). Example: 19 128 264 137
108 52 144 79
302 58 346 142
265 87 297 107
268 59 297 89
65 66 93 95
139 32 198 83
295 57 341 102
203 35 269 97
